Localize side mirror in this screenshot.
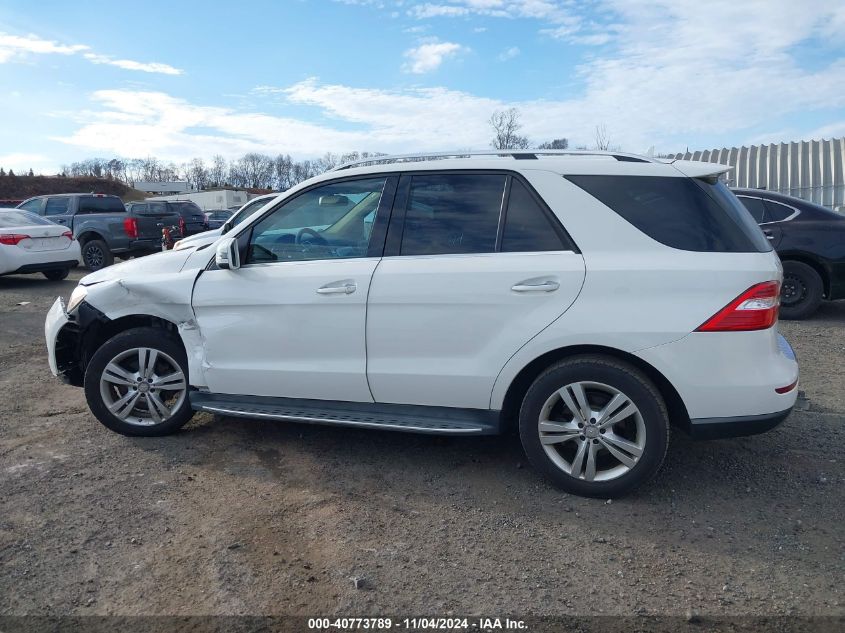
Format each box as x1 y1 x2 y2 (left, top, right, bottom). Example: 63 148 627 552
215 237 240 270
221 219 232 234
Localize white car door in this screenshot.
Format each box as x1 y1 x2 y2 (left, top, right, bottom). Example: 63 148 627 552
366 172 586 409
192 175 396 402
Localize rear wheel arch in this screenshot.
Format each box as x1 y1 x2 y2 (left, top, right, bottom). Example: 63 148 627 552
779 253 830 298
499 344 690 433
76 230 106 246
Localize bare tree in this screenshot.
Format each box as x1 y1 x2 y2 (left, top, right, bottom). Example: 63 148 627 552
537 138 569 150
489 108 531 150
594 124 611 151
209 155 228 187
187 158 209 190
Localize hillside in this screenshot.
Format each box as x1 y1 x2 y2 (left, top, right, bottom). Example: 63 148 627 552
0 175 148 204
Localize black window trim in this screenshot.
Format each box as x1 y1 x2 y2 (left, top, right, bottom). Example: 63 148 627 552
735 194 801 225
383 169 580 258
223 173 400 270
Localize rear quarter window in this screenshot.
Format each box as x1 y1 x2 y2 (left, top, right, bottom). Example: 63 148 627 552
567 175 771 253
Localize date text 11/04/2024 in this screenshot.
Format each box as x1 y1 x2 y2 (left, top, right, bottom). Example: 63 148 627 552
307 618 528 630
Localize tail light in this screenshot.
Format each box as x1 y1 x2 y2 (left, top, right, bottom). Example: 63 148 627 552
0 233 28 245
696 281 780 332
61 231 73 240
123 217 139 239
179 217 186 236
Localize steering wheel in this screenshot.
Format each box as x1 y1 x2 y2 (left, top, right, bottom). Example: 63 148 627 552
296 227 328 246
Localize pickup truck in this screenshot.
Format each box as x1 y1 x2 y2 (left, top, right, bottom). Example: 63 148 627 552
16 193 182 270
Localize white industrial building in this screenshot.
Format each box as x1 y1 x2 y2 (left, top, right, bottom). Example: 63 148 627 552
146 188 253 210
671 137 845 212
133 181 195 196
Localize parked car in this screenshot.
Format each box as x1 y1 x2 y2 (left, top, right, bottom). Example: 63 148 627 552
45 151 798 498
733 188 845 319
0 208 81 280
17 194 182 271
204 209 233 230
173 193 280 251
138 200 208 235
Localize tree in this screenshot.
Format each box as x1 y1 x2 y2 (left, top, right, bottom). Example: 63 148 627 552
187 158 209 190
594 124 611 151
489 108 531 150
8 169 15 177
27 168 34 177
537 138 569 150
209 154 228 187
0 168 5 177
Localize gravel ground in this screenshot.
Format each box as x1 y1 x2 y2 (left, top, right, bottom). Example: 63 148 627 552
1 269 843 619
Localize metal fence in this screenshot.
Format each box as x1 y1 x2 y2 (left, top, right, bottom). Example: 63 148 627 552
670 137 845 211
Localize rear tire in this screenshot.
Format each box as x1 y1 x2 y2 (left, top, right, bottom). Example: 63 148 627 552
780 261 823 320
81 239 114 271
43 268 69 281
84 327 193 437
518 355 669 498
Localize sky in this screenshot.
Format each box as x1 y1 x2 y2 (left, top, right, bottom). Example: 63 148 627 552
1 0 844 174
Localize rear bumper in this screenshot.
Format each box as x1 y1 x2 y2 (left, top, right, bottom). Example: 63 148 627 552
11 259 79 274
129 238 165 251
688 407 793 440
634 328 799 426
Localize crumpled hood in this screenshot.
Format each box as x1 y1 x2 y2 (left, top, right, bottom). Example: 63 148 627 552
80 248 196 286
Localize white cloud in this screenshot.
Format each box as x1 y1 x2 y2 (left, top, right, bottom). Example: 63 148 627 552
498 46 520 61
0 31 182 75
54 0 845 160
0 152 50 172
82 53 182 75
0 33 88 62
402 40 466 73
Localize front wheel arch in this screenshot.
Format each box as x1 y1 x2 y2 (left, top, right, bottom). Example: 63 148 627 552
499 344 690 434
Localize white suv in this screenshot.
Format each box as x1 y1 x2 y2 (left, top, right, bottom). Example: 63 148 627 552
45 151 799 497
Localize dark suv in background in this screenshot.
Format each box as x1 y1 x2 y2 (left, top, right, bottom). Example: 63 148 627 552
733 188 845 319
126 200 208 235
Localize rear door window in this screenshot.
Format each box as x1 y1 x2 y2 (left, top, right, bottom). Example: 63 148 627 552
567 175 771 253
501 179 569 252
400 174 505 256
44 197 70 216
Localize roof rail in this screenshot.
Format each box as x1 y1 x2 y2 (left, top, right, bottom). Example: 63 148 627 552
332 149 657 171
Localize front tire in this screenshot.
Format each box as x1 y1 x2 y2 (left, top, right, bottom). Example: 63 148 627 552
43 268 69 281
84 327 193 436
780 261 823 320
81 239 114 271
518 355 669 498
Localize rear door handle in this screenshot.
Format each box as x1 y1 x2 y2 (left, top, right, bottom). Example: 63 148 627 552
512 280 560 293
763 229 775 240
317 281 357 295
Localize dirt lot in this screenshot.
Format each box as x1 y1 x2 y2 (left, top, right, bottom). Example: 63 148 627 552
1 269 843 619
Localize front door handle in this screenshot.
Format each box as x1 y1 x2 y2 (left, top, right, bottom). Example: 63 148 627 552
512 280 560 293
317 281 357 295
763 229 775 240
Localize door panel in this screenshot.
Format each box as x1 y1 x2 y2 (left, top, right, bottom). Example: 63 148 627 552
191 175 395 402
193 259 379 401
366 251 585 408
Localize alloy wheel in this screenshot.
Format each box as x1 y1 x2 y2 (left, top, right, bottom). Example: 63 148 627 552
84 244 104 269
538 381 646 482
99 347 187 426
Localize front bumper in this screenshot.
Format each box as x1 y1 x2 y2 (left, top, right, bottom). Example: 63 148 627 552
45 297 71 378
